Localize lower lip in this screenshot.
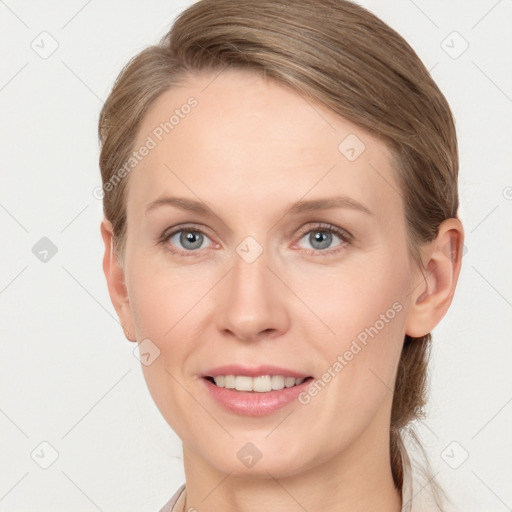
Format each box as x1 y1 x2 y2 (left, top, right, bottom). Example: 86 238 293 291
202 377 313 416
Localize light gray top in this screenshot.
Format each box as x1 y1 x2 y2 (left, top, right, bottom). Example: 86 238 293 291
159 483 185 512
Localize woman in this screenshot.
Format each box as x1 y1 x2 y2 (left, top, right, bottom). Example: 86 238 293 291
98 1 464 510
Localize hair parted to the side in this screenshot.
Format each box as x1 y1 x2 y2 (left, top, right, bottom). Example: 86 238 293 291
98 0 458 503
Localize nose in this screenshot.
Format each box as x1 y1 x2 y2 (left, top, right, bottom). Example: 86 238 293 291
215 241 290 342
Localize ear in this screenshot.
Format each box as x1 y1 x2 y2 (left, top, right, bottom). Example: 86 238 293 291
405 218 464 337
100 219 137 342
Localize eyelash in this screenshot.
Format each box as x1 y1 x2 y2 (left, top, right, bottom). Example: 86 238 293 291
158 223 352 257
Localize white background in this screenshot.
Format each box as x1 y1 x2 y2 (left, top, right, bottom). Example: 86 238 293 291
1 1 511 510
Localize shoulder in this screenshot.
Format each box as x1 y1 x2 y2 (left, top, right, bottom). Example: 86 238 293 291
158 483 186 512
402 442 448 512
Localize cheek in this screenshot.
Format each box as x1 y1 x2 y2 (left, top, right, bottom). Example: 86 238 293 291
293 253 409 412
293 250 409 342
126 254 207 341
127 261 207 441
125 253 218 412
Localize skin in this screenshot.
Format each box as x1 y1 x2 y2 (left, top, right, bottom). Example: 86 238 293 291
101 68 464 512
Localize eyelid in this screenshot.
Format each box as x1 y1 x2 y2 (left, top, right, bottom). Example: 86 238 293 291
160 223 212 241
295 222 352 242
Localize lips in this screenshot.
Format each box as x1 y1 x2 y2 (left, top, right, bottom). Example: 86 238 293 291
201 364 314 415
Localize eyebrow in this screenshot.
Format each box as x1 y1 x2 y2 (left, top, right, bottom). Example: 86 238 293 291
145 195 373 217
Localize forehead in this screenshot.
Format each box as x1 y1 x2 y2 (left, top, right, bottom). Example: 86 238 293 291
127 69 402 221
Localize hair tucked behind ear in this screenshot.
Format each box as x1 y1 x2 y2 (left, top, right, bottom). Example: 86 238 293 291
98 0 459 499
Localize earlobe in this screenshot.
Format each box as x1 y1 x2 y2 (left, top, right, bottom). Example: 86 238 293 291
100 219 137 342
405 218 464 338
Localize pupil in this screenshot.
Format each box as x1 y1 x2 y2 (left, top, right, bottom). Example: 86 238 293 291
311 231 331 250
181 231 203 249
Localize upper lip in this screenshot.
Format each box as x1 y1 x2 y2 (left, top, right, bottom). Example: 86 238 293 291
202 364 311 379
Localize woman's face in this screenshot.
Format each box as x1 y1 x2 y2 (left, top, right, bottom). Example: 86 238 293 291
118 69 422 477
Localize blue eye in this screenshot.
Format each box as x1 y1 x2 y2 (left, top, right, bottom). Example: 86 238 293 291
296 224 350 254
165 228 212 252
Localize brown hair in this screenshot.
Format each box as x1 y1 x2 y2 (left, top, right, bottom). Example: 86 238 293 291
98 0 458 499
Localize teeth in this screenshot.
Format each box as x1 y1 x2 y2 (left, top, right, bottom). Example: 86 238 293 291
271 375 285 390
224 375 236 389
212 375 307 392
284 376 296 388
253 375 271 392
235 376 253 391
